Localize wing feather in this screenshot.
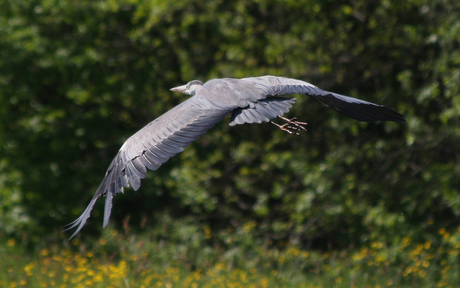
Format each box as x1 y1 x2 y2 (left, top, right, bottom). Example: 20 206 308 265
138 154 158 170
67 96 228 238
144 149 167 165
131 157 148 176
241 76 405 123
252 103 273 119
229 97 296 126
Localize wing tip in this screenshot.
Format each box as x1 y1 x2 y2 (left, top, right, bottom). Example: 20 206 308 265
65 190 116 240
103 192 113 228
65 198 97 240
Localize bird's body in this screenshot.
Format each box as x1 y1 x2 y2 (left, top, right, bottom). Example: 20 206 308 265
67 75 405 238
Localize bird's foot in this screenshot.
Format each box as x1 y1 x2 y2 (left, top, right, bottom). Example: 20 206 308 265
279 116 308 131
271 116 308 136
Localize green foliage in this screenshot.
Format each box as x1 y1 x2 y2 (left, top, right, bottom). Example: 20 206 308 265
2 227 460 287
0 0 459 258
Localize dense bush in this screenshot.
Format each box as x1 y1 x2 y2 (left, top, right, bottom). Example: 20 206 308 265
0 0 459 252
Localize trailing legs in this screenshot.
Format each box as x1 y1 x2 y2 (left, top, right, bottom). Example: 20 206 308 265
270 116 308 136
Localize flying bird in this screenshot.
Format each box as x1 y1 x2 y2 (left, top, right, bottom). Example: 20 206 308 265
67 75 405 238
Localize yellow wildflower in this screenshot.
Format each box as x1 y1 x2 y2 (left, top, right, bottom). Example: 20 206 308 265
7 239 15 246
41 249 50 256
24 263 34 276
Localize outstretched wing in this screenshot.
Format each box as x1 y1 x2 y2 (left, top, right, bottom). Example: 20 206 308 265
240 76 405 123
67 96 229 238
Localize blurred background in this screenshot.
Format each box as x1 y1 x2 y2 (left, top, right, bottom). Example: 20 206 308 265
1 0 459 286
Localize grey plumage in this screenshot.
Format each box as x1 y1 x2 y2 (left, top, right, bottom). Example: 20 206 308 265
67 75 405 239
230 97 297 125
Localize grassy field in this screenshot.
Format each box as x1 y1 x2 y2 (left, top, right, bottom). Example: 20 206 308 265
2 226 460 288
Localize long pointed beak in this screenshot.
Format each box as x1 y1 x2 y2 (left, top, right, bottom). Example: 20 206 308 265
170 84 187 92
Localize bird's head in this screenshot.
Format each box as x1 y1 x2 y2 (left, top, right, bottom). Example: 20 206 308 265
170 80 204 96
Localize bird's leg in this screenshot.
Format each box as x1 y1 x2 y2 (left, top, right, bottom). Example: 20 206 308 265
270 116 308 136
270 121 303 136
278 116 308 131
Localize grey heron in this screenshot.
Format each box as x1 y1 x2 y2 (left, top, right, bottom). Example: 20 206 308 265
67 75 405 238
